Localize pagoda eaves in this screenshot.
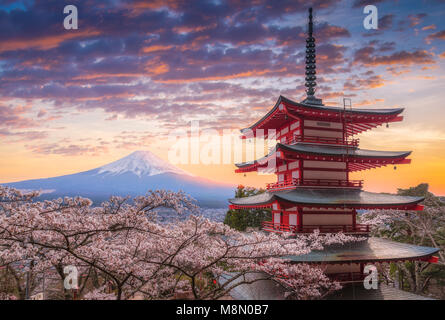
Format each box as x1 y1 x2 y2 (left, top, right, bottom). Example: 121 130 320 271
235 142 412 173
241 95 404 139
229 188 424 211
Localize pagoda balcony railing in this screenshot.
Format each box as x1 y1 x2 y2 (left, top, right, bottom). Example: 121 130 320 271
285 135 359 147
266 178 363 191
262 221 370 234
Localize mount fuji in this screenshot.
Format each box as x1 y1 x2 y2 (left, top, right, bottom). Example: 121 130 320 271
3 151 235 207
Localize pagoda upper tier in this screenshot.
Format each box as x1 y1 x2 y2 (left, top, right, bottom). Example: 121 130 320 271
241 95 404 139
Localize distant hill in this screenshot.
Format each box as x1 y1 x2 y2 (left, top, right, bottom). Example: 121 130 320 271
3 150 235 208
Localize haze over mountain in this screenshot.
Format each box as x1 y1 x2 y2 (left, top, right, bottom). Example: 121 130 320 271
3 151 235 207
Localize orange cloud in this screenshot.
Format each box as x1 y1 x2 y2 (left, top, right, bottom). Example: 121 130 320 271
144 59 170 75
0 29 100 53
76 93 136 102
142 45 174 53
71 73 144 81
155 68 286 83
173 24 216 34
422 25 436 31
353 98 385 106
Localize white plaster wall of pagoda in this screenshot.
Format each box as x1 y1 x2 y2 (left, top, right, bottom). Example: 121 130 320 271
302 214 352 225
303 170 347 180
304 120 343 129
323 263 361 274
273 213 281 224
303 120 343 139
302 207 353 212
289 214 297 226
303 129 342 138
304 160 346 169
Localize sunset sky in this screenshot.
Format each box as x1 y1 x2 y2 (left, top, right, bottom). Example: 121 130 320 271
1 0 445 195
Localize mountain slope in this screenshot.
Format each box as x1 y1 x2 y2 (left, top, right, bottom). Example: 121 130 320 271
3 151 234 207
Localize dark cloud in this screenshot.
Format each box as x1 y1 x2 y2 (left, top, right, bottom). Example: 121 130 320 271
353 46 435 67
426 30 445 42
408 13 427 27
352 0 388 9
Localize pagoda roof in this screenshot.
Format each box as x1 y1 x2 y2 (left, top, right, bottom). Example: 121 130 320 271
280 143 411 158
228 188 423 210
281 95 403 116
241 95 404 137
285 237 439 264
222 274 436 300
235 143 411 172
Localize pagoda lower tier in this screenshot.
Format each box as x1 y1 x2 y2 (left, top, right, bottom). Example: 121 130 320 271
286 237 440 283
223 238 440 294
229 188 424 235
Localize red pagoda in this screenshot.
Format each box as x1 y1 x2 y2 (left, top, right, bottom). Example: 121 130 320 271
228 8 439 283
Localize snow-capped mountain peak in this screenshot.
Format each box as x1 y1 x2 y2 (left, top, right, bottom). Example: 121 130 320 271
97 150 192 177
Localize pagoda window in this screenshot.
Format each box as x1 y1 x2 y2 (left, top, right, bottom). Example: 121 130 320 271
288 161 299 170
278 174 285 182
290 120 300 131
278 164 287 172
273 213 281 225
291 170 299 180
289 214 297 227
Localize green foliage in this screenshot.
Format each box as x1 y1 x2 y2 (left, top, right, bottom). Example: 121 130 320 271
397 183 444 206
223 185 271 231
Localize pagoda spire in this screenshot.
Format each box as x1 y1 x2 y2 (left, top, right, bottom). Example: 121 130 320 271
302 7 323 106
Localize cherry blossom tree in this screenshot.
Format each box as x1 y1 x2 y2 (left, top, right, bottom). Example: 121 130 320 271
0 186 357 300
359 184 445 294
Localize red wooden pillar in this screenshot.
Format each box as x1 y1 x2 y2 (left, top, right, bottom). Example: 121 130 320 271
301 118 305 140
299 159 303 184
352 209 357 229
297 207 303 232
